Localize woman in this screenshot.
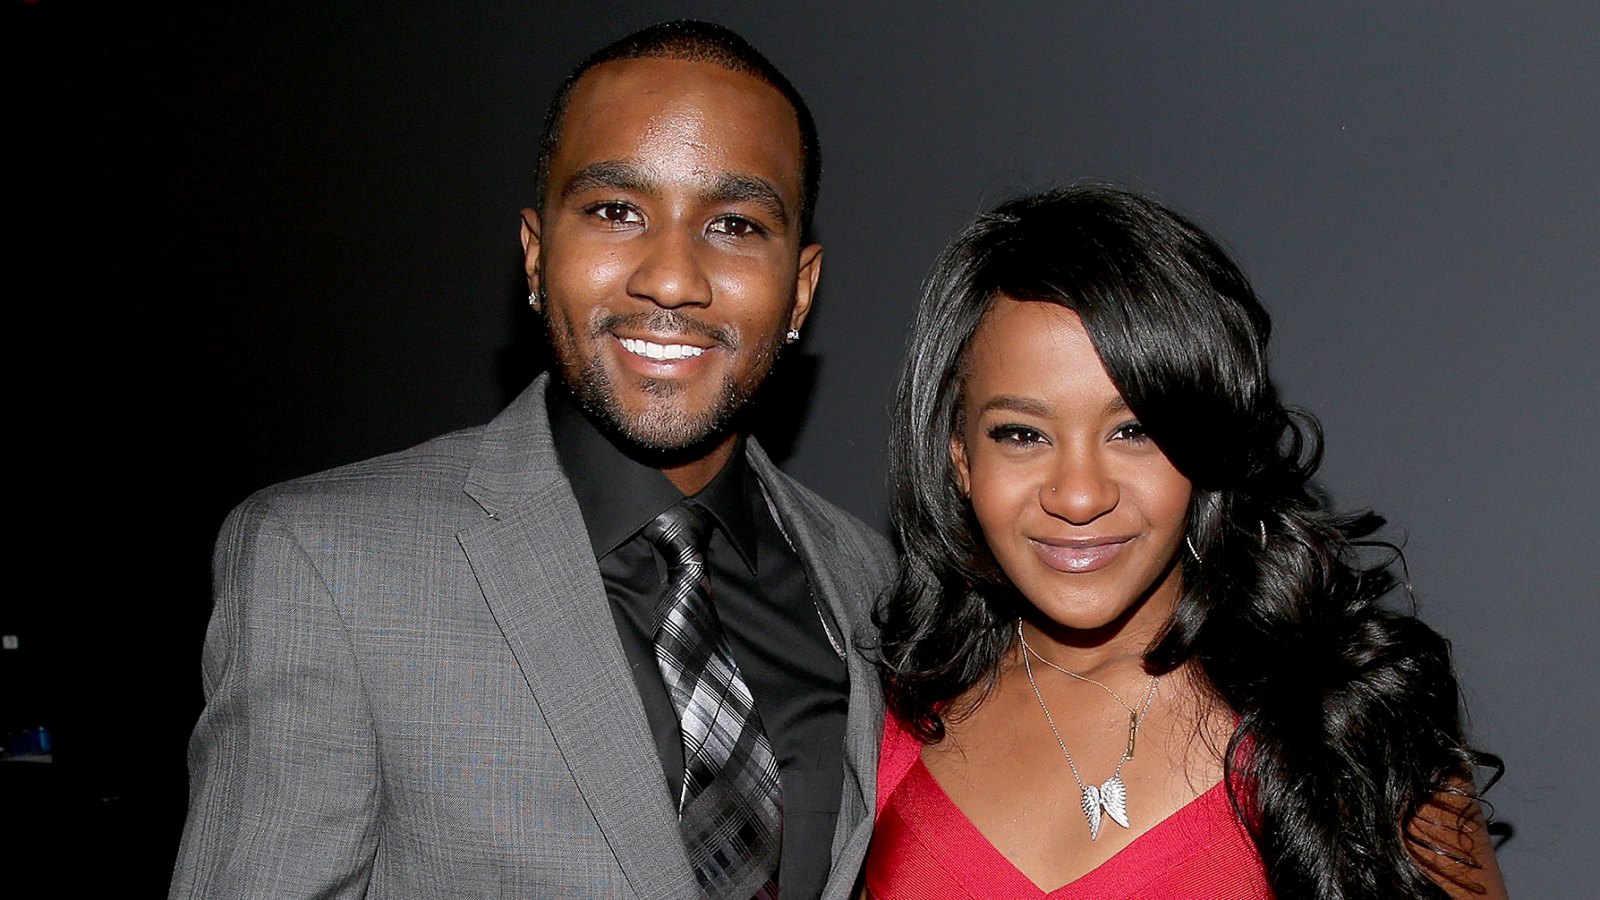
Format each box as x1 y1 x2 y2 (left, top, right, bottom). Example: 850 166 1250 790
868 186 1504 898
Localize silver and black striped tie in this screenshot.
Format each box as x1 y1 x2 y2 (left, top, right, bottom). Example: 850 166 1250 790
644 501 782 900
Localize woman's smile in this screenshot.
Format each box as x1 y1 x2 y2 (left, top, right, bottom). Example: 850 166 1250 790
1028 535 1135 573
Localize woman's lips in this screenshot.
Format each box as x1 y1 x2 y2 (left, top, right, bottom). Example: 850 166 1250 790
1029 537 1133 573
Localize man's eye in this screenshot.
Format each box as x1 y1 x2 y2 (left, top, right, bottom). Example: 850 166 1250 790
708 216 763 238
987 424 1046 446
589 202 642 225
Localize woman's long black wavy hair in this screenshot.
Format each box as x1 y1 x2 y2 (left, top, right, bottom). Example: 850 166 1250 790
877 184 1500 898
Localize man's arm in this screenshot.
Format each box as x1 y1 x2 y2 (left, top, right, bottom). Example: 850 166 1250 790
170 498 381 899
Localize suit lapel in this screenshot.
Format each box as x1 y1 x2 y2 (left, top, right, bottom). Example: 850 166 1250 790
746 444 887 893
458 379 697 900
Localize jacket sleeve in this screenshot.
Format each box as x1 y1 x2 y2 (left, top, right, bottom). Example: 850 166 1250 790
169 498 381 899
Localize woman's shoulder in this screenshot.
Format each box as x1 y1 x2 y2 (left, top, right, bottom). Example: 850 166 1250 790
875 707 925 815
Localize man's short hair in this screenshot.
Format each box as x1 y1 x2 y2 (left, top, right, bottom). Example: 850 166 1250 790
533 20 822 242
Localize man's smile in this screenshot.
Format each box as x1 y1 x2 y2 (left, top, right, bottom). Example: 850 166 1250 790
617 336 709 360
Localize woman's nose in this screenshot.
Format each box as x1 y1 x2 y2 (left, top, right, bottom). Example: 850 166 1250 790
1038 455 1119 525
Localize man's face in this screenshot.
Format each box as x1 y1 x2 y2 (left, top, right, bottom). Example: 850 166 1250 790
522 57 821 455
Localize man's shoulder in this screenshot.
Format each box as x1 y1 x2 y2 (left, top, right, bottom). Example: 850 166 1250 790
231 425 490 532
232 378 557 528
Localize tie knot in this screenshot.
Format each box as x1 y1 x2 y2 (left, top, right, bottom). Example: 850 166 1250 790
642 501 715 567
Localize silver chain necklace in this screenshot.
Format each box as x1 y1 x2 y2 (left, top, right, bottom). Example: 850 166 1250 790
1019 628 1143 718
1017 620 1160 841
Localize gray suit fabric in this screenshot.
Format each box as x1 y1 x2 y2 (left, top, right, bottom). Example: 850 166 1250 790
170 376 896 899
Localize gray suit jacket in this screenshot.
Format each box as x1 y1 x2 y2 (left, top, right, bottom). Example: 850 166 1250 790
171 377 896 899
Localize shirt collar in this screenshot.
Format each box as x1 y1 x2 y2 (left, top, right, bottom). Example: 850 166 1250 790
546 381 760 573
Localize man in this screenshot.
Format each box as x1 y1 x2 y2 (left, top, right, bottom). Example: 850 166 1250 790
170 21 895 900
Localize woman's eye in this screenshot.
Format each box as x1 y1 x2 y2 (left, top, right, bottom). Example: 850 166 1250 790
708 215 763 238
987 424 1047 446
1111 421 1149 443
589 202 642 225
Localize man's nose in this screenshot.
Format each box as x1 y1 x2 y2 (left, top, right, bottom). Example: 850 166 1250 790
625 226 712 308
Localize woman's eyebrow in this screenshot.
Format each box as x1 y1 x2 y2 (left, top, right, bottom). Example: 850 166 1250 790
980 395 1053 417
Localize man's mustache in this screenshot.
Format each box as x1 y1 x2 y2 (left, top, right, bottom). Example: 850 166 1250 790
591 309 738 351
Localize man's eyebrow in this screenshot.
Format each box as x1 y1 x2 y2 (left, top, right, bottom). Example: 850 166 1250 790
560 162 792 226
979 395 1054 418
706 173 790 225
560 160 656 201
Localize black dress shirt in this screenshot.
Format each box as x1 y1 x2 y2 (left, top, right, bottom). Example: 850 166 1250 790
547 383 849 898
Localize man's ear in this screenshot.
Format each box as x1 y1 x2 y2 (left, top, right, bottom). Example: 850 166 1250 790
519 208 543 295
789 243 823 333
950 433 971 498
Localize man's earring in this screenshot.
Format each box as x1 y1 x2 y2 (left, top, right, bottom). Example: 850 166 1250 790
528 289 542 313
785 328 801 344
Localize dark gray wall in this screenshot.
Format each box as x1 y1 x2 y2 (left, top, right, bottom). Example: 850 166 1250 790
17 1 1594 893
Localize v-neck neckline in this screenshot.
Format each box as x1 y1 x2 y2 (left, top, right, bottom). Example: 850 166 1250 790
904 756 1232 897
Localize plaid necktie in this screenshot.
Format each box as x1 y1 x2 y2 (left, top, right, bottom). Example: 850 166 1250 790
644 501 782 900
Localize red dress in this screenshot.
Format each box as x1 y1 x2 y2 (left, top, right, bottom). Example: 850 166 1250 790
864 713 1272 899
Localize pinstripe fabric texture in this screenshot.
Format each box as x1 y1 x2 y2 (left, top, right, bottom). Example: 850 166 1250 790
645 502 781 900
169 377 896 899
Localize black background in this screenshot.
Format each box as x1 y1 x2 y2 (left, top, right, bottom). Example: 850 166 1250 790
9 1 1596 894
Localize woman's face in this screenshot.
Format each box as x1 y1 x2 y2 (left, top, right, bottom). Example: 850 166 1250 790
952 297 1193 635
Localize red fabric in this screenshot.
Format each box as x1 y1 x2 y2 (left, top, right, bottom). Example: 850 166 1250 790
876 707 927 814
866 713 1271 899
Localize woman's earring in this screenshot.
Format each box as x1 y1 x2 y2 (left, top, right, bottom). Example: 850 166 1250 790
1185 537 1203 566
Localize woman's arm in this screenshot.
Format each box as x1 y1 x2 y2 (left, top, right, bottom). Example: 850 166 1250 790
1408 780 1508 900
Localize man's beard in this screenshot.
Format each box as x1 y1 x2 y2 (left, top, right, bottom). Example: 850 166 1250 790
548 307 786 458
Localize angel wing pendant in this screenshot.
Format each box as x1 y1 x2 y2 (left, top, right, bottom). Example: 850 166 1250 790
1100 775 1130 828
1080 783 1104 840
1079 775 1130 840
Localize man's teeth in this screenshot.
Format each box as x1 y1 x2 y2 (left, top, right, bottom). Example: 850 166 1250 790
619 337 706 360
